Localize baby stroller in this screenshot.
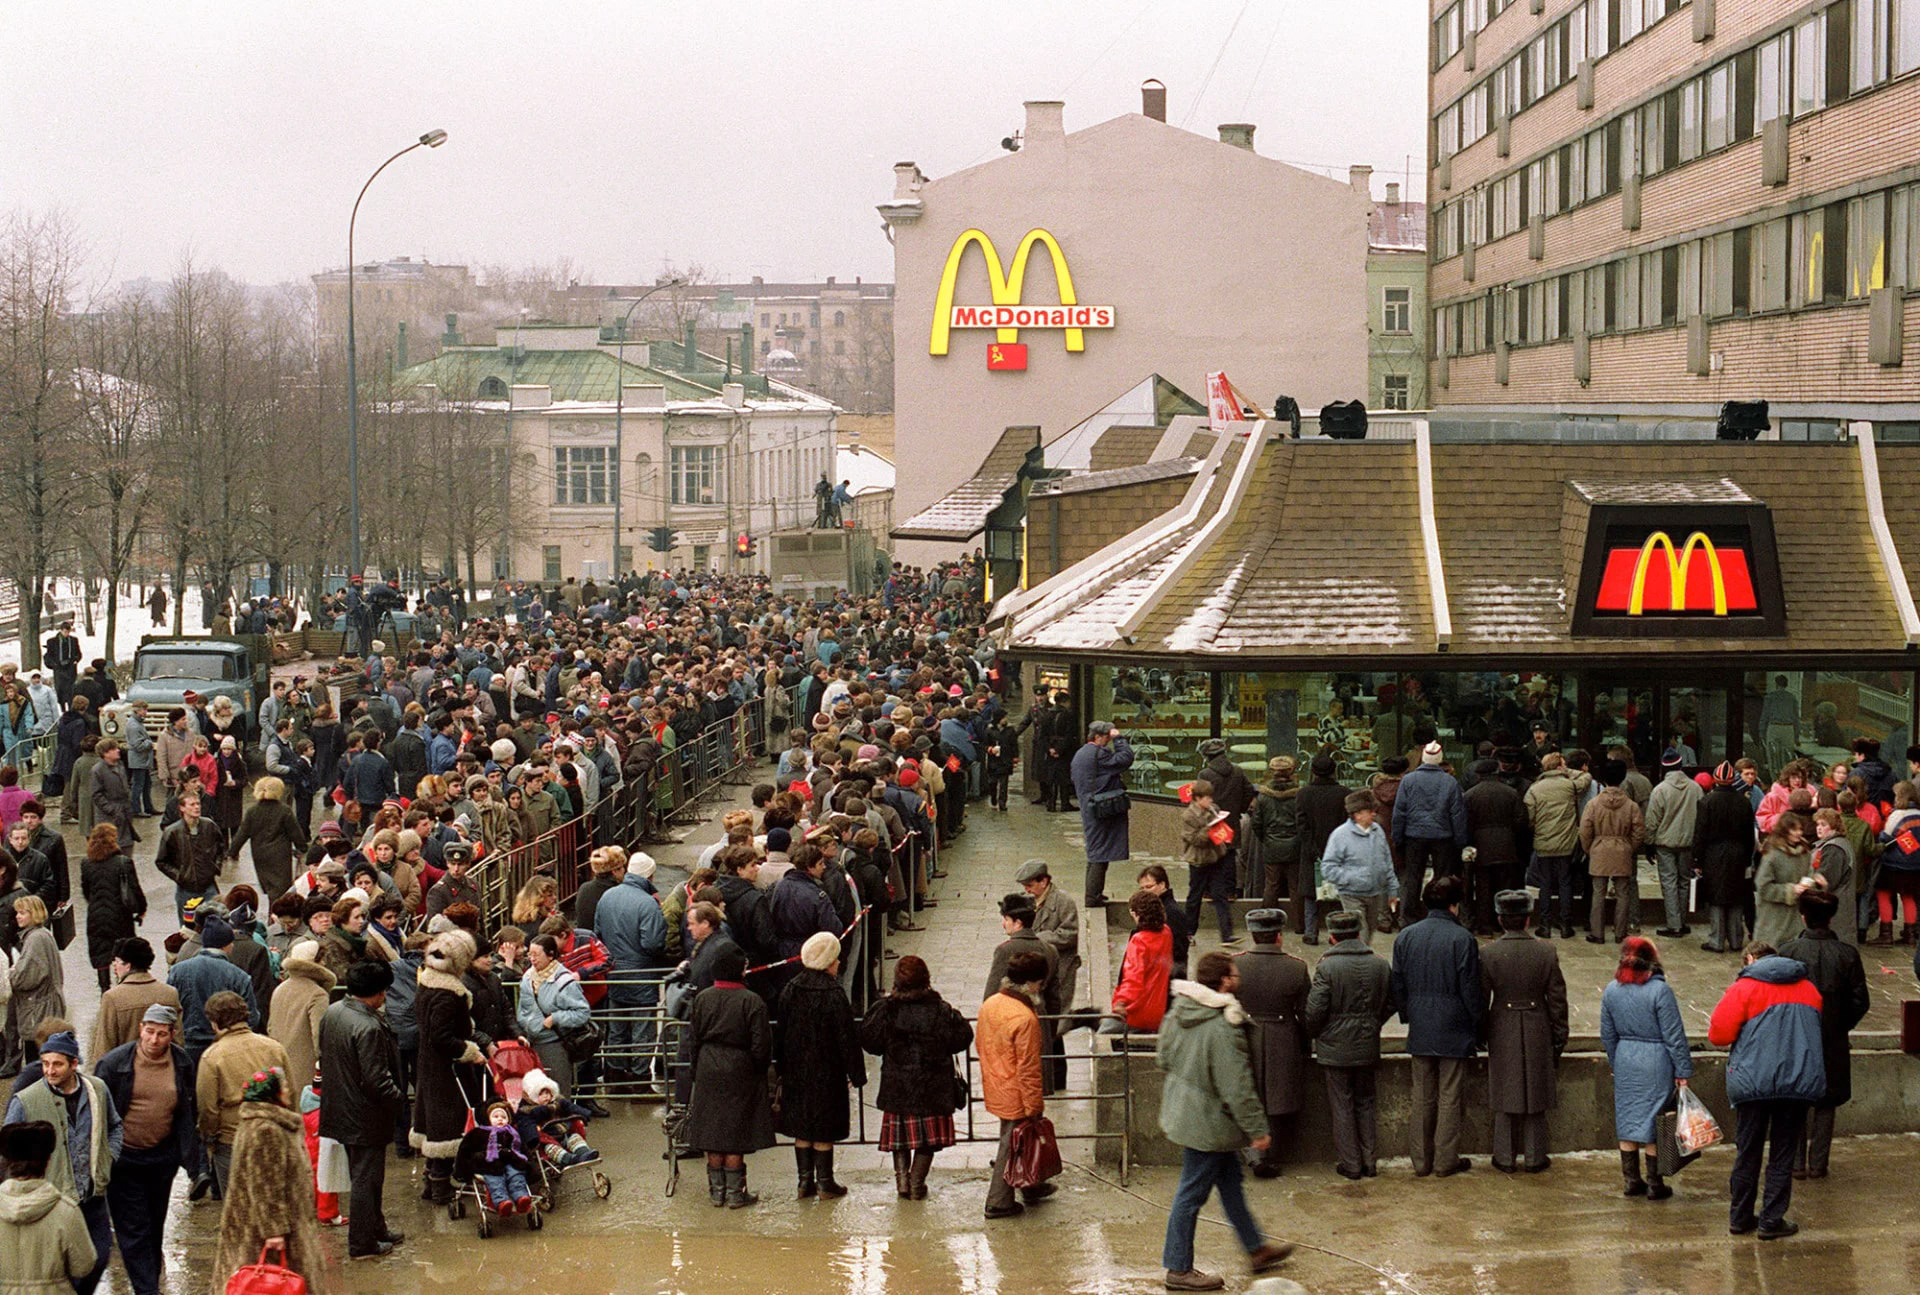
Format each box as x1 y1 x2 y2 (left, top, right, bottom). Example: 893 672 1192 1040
447 1046 544 1238
483 1040 612 1210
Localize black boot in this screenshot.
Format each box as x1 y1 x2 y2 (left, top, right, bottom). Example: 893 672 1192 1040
795 1145 817 1199
426 1173 453 1205
816 1146 846 1198
1646 1166 1672 1201
724 1166 758 1209
707 1166 727 1207
1620 1150 1647 1197
893 1149 912 1199
908 1150 934 1200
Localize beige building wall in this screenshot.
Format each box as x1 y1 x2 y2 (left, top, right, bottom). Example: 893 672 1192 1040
887 101 1370 562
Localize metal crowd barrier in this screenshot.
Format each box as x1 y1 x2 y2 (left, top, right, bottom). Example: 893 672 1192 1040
5 732 58 787
470 689 784 935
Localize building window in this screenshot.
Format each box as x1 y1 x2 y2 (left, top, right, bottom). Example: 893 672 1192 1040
1382 287 1412 335
1794 14 1827 118
670 445 719 504
542 545 562 582
760 313 770 327
833 310 845 327
552 446 616 506
833 340 846 355
478 376 507 399
691 545 710 571
1382 374 1410 410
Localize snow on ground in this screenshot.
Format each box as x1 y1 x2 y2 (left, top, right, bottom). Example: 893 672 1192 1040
0 580 209 671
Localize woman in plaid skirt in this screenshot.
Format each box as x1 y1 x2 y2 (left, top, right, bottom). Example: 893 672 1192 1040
859 955 975 1199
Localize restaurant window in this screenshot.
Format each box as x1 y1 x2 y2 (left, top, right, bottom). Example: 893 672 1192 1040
1091 666 1213 795
1743 669 1912 782
542 545 562 582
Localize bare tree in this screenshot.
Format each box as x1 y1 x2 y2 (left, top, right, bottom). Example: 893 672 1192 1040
0 211 85 668
72 287 162 663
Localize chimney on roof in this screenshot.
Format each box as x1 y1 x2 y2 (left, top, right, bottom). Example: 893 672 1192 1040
683 320 698 370
1141 78 1167 122
1217 123 1256 151
741 323 754 375
1386 182 1401 205
396 322 408 370
1349 165 1373 196
442 313 460 346
752 274 765 286
1024 101 1065 156
891 162 924 200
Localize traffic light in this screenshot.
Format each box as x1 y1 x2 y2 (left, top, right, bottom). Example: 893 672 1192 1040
735 532 757 558
647 526 675 553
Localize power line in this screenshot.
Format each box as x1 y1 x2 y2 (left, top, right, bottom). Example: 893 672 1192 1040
1181 0 1254 128
1063 0 1153 96
1239 3 1284 118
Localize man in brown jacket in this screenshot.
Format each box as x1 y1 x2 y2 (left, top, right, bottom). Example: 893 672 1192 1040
194 992 291 1193
89 938 180 1060
1579 760 1646 944
1479 891 1570 1173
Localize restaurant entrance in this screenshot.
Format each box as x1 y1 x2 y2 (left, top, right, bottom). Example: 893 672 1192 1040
1580 670 1744 773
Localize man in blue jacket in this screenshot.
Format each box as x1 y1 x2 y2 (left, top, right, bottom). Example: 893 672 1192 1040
593 853 668 1088
1391 876 1483 1178
1392 741 1469 925
95 1005 197 1295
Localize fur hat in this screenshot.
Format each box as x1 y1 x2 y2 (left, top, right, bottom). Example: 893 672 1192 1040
425 928 477 976
523 1069 559 1105
801 931 841 971
490 739 518 766
1198 737 1227 758
395 830 422 858
288 939 321 964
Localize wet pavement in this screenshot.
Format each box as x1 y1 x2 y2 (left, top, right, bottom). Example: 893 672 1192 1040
52 779 1920 1293
138 1110 1920 1294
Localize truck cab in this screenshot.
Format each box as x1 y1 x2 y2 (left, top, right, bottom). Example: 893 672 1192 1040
101 636 271 741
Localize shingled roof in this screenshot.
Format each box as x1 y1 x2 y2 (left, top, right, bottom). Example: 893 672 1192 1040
1001 431 1916 663
892 426 1043 542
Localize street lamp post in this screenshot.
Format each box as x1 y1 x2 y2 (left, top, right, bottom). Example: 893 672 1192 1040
346 129 448 582
612 279 684 579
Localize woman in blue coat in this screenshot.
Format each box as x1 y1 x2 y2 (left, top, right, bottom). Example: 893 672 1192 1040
1599 936 1693 1200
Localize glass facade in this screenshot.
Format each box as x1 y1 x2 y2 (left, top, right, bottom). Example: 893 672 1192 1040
1743 668 1912 780
1067 661 1913 798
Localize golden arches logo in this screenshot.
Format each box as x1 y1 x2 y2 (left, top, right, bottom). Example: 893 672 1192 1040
929 228 1113 356
1628 531 1728 615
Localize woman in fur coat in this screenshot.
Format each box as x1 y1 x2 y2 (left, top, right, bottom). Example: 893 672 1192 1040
411 928 491 1201
210 1067 323 1294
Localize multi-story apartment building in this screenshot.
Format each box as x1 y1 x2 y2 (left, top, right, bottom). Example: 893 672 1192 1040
1369 180 1431 410
1428 0 1920 433
561 278 895 413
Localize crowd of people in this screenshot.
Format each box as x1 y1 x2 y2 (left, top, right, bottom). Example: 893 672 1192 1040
0 558 1021 1291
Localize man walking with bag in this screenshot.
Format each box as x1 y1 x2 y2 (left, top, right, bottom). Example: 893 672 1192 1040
1156 950 1294 1291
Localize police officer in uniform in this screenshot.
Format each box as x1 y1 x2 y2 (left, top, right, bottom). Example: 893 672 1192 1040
1480 889 1570 1173
1234 908 1311 1177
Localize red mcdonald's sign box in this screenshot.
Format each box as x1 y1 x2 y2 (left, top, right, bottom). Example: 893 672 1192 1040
1571 499 1785 638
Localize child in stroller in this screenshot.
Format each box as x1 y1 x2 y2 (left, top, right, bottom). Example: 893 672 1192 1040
518 1068 601 1169
459 1102 536 1216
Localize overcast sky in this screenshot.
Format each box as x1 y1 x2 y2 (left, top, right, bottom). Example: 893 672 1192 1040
2 0 1427 291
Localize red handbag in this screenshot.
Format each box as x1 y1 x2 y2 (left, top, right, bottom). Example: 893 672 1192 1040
225 1242 306 1295
1002 1115 1062 1189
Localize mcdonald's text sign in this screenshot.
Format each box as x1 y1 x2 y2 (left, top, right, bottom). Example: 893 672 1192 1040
930 228 1114 359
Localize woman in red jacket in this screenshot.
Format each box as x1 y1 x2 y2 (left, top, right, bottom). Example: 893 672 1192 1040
1105 890 1175 1033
